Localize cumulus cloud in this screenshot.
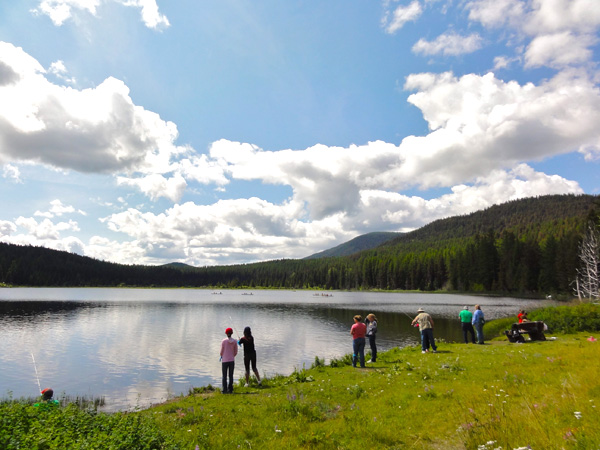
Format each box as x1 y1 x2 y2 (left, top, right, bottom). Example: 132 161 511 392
32 0 169 30
383 1 423 34
208 70 600 211
412 32 483 56
466 0 600 69
81 163 580 265
0 42 188 177
525 32 597 68
34 199 86 218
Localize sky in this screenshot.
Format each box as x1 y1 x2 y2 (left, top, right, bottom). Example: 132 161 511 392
0 0 599 267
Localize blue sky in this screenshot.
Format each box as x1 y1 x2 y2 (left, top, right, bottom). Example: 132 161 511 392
1 0 599 266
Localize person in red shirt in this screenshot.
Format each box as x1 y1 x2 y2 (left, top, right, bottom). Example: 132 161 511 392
350 315 367 368
518 310 528 323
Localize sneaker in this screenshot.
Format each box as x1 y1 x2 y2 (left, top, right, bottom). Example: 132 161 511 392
258 380 262 386
422 350 427 354
432 350 438 353
244 383 249 387
366 360 373 364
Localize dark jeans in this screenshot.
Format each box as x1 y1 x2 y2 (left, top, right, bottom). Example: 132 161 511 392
461 322 476 343
352 337 366 367
222 361 235 393
474 322 484 344
420 328 437 352
368 335 377 362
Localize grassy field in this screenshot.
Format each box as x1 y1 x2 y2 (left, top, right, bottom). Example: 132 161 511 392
2 303 599 449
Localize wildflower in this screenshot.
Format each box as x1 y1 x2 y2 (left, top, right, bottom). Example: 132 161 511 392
574 411 582 419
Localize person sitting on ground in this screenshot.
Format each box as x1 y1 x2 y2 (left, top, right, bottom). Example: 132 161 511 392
518 310 528 323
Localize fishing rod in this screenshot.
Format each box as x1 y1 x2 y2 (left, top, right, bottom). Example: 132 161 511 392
31 353 42 394
403 311 419 327
228 315 241 340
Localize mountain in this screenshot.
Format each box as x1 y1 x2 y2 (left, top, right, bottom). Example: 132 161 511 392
304 232 402 259
0 194 598 294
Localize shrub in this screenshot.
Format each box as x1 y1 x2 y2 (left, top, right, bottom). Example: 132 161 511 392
485 302 600 337
529 302 600 333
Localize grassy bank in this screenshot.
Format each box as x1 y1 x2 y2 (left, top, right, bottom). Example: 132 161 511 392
2 304 599 450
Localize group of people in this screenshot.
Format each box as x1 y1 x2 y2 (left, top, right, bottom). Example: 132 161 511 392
458 305 486 345
221 305 491 392
220 326 262 394
349 313 378 368
408 305 486 354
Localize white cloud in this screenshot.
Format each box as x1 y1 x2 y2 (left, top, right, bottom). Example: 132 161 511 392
383 1 423 34
492 55 520 70
2 164 21 182
15 217 79 240
524 0 600 35
466 0 526 29
412 32 483 56
466 0 600 69
34 199 86 218
48 60 76 84
0 220 17 236
32 0 169 30
525 32 597 68
0 42 185 176
33 0 99 26
116 173 188 202
119 0 170 30
401 70 600 186
208 70 600 210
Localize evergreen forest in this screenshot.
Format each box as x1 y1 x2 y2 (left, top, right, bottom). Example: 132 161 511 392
0 194 598 296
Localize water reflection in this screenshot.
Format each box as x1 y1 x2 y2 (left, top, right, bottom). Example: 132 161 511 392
0 289 552 411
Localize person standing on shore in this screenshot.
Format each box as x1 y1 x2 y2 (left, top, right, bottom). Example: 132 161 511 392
472 305 485 345
365 313 378 363
220 327 238 394
238 326 262 387
411 308 438 353
459 306 476 344
350 315 367 368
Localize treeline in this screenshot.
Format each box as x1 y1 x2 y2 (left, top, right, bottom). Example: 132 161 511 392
0 194 598 295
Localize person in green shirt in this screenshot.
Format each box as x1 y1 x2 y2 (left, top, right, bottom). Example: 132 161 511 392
459 306 476 344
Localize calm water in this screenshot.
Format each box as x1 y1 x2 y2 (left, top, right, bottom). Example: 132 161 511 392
0 288 553 411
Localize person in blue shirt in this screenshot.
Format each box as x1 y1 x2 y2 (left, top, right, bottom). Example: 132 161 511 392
472 304 485 344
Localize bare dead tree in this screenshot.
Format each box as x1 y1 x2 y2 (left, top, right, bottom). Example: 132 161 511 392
574 222 600 301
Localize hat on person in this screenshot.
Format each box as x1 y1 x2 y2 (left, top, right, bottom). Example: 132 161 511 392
463 305 469 310
417 308 425 312
41 388 54 400
225 327 233 335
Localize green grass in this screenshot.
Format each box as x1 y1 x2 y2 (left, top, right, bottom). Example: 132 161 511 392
143 331 599 449
3 303 599 450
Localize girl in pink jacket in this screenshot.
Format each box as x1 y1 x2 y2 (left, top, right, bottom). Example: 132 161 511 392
220 327 238 394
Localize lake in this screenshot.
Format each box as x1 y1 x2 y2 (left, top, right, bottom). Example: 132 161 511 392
0 288 553 411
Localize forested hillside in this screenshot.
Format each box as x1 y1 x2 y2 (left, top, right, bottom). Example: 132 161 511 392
304 231 401 259
0 194 598 295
